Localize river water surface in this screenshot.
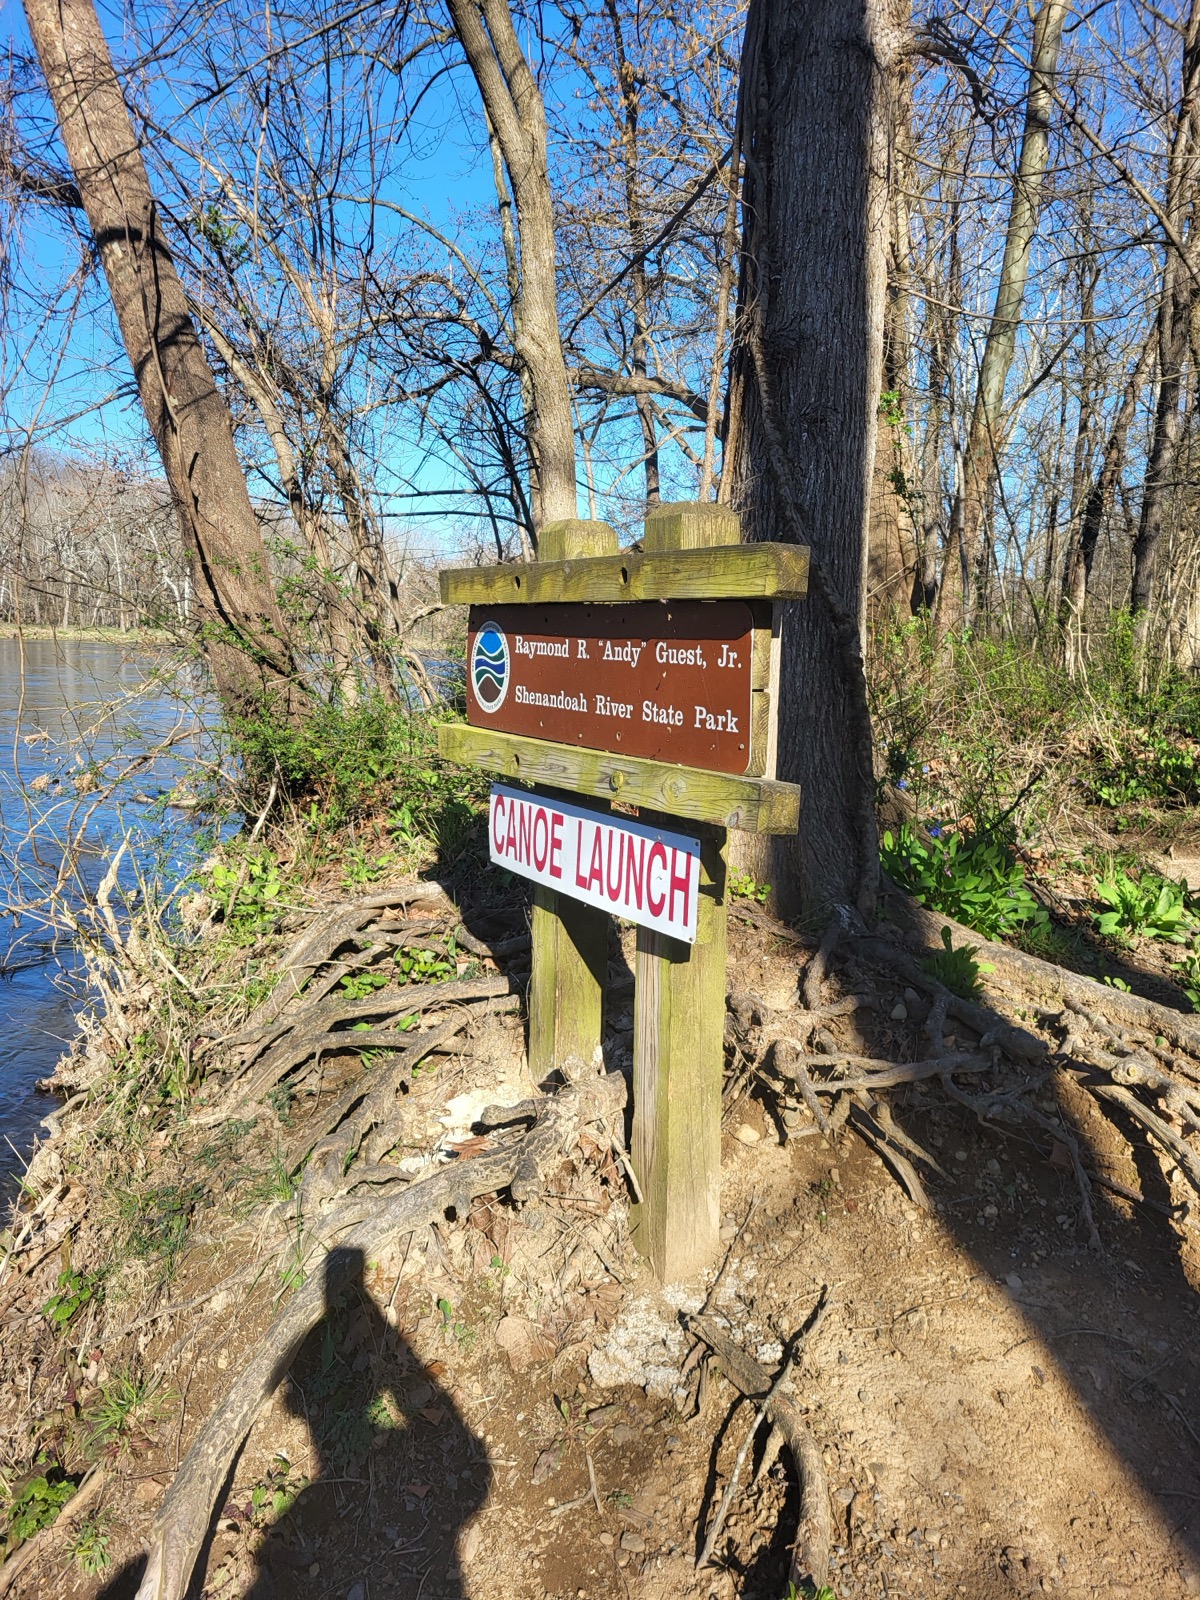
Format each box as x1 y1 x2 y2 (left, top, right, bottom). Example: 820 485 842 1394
0 636 213 1193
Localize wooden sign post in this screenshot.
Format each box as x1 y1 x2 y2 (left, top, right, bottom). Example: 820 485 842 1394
438 504 806 1281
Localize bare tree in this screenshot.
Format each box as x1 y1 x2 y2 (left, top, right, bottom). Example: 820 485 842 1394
725 0 902 919
934 0 1067 637
20 0 300 720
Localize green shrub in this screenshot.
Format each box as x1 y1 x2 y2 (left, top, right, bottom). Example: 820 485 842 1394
4 1470 78 1551
1093 869 1194 943
881 823 1048 942
227 695 487 839
921 925 994 999
1087 733 1200 808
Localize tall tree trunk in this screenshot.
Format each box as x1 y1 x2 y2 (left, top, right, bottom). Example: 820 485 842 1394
445 0 578 534
22 0 299 720
1059 341 1153 671
935 0 1066 637
604 0 660 510
725 0 899 920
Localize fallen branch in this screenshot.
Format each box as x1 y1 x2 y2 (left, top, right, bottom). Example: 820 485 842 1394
686 1310 831 1591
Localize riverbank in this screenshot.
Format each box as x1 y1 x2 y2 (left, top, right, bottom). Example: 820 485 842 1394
2 780 1200 1597
0 623 175 643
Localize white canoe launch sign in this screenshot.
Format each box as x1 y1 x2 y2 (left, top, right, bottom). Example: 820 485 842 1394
488 783 701 942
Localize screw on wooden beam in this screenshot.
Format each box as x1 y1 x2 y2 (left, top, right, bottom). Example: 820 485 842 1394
631 501 734 1281
526 519 612 1084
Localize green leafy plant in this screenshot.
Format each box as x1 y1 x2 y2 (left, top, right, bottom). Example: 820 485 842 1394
1093 869 1194 943
338 968 391 1000
921 926 994 1000
209 851 285 937
782 1583 837 1600
67 1512 111 1574
1172 940 1200 1011
4 1470 78 1551
1088 734 1200 808
729 870 771 904
83 1372 172 1460
394 942 456 984
881 823 1047 941
248 1457 308 1527
42 1265 104 1332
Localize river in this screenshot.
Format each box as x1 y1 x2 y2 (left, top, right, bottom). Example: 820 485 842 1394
0 636 214 1194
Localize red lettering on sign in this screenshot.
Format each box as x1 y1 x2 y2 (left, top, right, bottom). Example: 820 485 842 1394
549 813 563 879
624 835 645 909
669 847 692 926
491 794 506 854
605 832 623 901
647 840 668 915
518 803 532 864
585 828 604 892
574 820 589 889
532 806 549 871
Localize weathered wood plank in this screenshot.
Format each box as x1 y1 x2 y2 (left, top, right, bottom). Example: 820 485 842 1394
538 519 618 560
438 722 801 833
643 501 740 551
528 880 607 1081
629 820 726 1281
439 541 809 607
524 516 614 1085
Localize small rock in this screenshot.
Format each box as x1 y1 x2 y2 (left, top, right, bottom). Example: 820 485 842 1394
611 1424 637 1445
599 1532 614 1547
858 1388 871 1404
347 1585 365 1600
308 1566 320 1579
620 1532 646 1554
216 1351 230 1370
461 1525 482 1564
953 1149 968 1163
734 1123 760 1145
133 1477 163 1506
890 1002 908 1021
1005 1273 1024 1292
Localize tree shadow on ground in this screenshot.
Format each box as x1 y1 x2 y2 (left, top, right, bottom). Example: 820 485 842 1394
836 926 1200 1589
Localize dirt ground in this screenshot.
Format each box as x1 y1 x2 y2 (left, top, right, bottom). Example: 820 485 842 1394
10 910 1200 1600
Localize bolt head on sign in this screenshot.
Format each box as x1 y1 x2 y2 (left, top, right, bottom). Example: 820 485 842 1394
489 784 701 942
467 601 756 774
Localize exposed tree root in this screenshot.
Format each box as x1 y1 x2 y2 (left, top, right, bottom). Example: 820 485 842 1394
132 1072 627 1600
686 1310 831 1591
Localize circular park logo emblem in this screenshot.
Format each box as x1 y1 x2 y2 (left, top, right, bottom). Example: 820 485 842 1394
471 622 510 712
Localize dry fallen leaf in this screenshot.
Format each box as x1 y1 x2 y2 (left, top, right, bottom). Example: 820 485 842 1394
495 1314 556 1372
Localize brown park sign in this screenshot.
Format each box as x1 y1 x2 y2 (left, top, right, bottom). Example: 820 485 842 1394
467 600 758 775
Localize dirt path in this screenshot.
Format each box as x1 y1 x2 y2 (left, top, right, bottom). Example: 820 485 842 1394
9 916 1200 1600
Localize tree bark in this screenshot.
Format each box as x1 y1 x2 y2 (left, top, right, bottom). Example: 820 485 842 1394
935 0 1066 637
725 0 900 920
445 0 578 534
22 0 299 720
1131 1 1200 656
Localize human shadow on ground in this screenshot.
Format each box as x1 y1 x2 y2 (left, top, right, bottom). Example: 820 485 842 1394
240 1246 490 1600
99 1247 489 1600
